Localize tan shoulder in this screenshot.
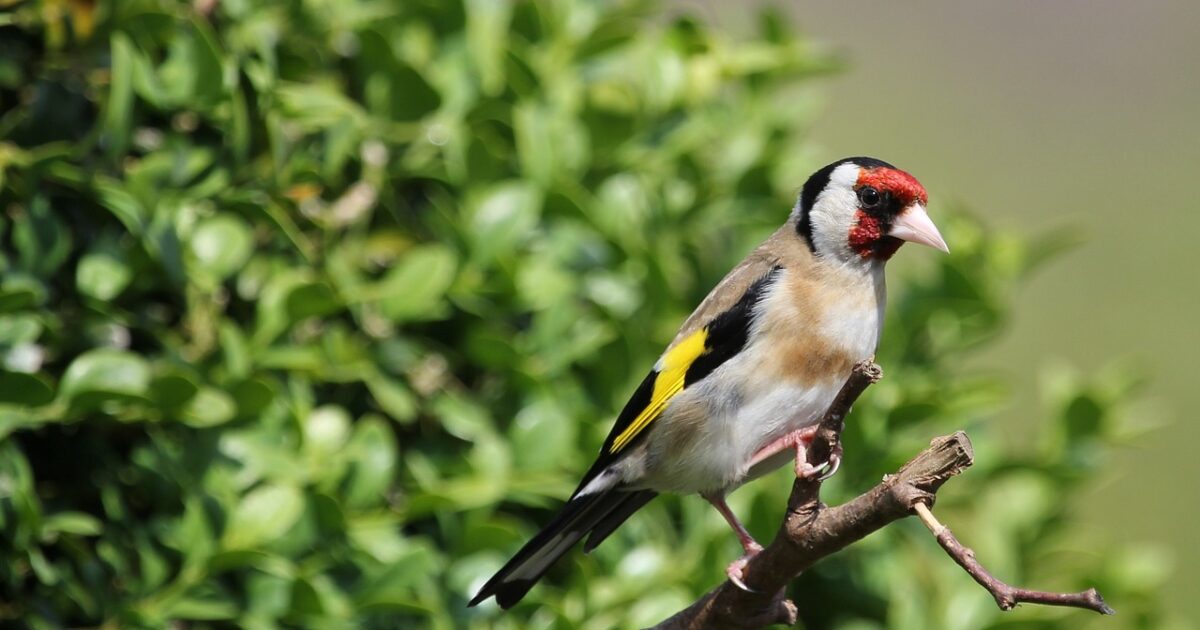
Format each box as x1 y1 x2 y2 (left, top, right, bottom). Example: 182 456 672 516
667 224 813 348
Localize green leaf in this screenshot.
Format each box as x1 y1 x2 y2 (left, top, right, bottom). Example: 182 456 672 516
231 378 276 419
0 313 42 345
346 514 407 563
93 177 147 233
285 282 342 321
190 214 254 280
76 249 132 300
509 396 577 472
465 0 512 95
431 392 493 441
0 275 47 312
0 405 44 440
12 195 71 278
165 596 239 621
361 376 414 425
514 101 589 184
343 416 397 508
221 484 305 551
303 405 350 456
388 63 441 121
180 387 238 427
466 181 542 261
149 369 200 410
169 496 215 566
59 349 151 405
104 33 135 157
275 82 369 132
374 245 458 322
0 371 54 406
352 540 440 607
244 571 292 618
28 547 58 585
1063 391 1106 440
41 512 103 537
219 321 252 379
253 272 341 344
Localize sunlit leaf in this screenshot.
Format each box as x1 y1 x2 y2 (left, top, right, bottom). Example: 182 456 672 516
466 181 542 262
222 484 305 551
304 405 351 456
59 349 151 404
41 512 103 538
191 214 254 280
76 249 132 301
373 245 457 322
180 387 238 427
343 416 397 507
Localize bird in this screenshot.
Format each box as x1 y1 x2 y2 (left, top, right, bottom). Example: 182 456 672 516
468 156 948 609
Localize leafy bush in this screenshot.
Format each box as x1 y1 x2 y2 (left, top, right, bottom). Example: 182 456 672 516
0 0 1171 628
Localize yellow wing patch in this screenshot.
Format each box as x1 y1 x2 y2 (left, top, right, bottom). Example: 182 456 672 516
610 329 708 453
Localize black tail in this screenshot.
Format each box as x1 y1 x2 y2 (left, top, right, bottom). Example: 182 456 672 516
468 488 657 608
583 490 656 553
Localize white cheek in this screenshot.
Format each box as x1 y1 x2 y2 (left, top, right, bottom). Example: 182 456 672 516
810 188 859 259
806 162 862 260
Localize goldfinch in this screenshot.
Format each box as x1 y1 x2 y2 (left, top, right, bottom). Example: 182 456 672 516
469 157 948 608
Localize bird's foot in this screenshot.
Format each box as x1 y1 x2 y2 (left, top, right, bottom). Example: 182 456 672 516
749 426 819 470
726 541 763 592
818 442 843 481
795 442 843 481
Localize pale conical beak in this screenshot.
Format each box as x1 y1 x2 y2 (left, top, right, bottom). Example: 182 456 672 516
889 204 949 252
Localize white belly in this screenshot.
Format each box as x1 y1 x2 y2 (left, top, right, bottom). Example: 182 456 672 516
634 349 848 494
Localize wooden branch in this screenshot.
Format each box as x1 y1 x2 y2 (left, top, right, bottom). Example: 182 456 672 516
913 503 1114 615
652 361 1113 629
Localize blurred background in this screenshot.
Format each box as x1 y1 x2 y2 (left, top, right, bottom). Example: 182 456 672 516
0 0 1195 628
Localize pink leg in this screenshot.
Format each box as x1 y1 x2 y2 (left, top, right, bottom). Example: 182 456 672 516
748 426 821 479
748 426 842 481
703 493 763 592
703 493 761 554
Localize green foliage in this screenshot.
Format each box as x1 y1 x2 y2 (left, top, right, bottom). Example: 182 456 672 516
0 0 1171 628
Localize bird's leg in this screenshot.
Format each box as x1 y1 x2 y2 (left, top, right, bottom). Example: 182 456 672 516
747 425 830 480
703 492 760 553
702 492 762 592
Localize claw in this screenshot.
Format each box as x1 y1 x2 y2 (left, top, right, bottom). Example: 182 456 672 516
795 460 823 479
797 442 843 481
817 444 843 481
725 543 762 592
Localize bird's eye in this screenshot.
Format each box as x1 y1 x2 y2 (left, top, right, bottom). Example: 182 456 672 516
858 186 881 208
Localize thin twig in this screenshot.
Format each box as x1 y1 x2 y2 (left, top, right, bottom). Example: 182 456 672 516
912 502 1115 615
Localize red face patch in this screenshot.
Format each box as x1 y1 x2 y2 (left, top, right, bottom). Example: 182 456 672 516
848 210 882 252
856 167 928 207
849 210 903 260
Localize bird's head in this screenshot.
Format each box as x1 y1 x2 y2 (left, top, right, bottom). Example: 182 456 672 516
794 157 948 264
